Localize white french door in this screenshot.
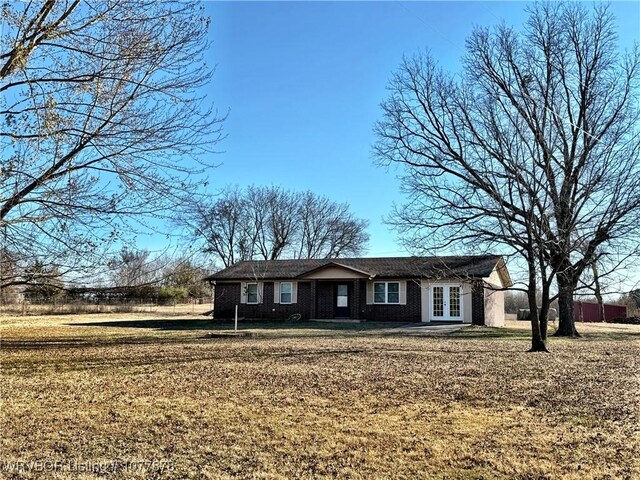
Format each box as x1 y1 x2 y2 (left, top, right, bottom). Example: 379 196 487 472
431 285 463 321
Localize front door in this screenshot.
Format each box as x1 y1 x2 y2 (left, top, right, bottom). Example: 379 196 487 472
335 284 350 318
431 285 463 321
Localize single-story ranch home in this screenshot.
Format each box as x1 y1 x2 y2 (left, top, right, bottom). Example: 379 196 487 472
205 255 511 326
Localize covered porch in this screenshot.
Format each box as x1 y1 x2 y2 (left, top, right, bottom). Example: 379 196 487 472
310 279 365 320
300 263 371 320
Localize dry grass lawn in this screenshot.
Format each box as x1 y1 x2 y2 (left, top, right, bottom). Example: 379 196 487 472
1 313 638 479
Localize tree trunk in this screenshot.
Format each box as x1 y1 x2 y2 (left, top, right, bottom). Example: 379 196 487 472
528 290 548 352
529 316 549 352
539 301 549 342
592 263 605 322
539 280 552 342
555 274 580 337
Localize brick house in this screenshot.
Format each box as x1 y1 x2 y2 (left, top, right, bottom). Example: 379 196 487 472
205 255 511 326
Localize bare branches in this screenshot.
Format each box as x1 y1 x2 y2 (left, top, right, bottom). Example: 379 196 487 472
182 186 369 267
375 3 640 348
1 0 224 288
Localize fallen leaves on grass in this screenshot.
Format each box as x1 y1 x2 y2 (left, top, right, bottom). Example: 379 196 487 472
1 317 638 479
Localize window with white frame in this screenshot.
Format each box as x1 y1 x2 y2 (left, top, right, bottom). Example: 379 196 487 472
246 283 258 304
373 282 400 304
280 282 292 304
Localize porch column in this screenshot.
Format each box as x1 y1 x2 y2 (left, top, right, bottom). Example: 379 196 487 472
352 279 361 320
310 280 317 319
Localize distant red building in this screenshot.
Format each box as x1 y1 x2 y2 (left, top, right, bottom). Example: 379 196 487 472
573 301 627 323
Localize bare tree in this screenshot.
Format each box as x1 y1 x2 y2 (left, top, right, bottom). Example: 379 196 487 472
185 185 369 266
297 191 369 259
0 247 18 299
375 3 640 347
109 248 156 289
375 50 559 350
0 0 224 288
188 187 246 268
247 186 299 261
22 261 65 303
469 3 639 337
161 258 209 299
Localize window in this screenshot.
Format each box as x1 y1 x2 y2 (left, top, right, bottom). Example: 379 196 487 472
432 286 444 317
374 283 386 303
373 282 400 304
337 284 348 307
387 282 399 303
280 282 292 304
246 283 258 304
449 286 461 317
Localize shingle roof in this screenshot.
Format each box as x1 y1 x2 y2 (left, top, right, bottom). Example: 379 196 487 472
205 255 505 282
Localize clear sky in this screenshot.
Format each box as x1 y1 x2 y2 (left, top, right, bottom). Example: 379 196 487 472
199 1 640 258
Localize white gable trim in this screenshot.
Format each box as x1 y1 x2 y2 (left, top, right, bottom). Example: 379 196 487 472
300 264 371 280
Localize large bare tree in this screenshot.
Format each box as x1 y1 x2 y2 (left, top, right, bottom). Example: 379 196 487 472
297 191 370 260
1 0 224 290
375 3 640 348
185 185 369 267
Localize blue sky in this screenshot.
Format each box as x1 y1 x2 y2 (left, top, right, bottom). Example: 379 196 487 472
200 1 640 258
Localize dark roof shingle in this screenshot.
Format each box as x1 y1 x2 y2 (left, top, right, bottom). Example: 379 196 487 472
205 255 504 281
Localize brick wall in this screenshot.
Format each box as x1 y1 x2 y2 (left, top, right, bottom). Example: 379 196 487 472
214 278 432 322
471 280 485 325
213 281 313 320
212 282 240 319
314 280 365 319
295 282 313 319
315 281 335 319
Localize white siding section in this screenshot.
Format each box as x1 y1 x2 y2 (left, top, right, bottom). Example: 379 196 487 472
484 267 503 288
462 283 472 323
483 266 505 327
420 280 429 322
484 288 505 327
